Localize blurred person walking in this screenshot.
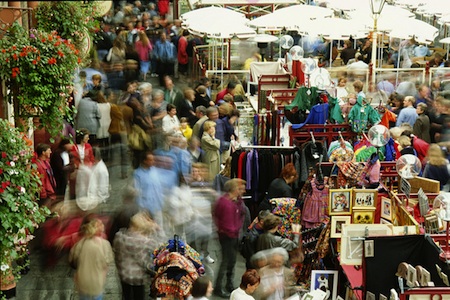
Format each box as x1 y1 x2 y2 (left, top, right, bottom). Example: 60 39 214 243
69 217 114 300
36 143 57 207
213 178 247 298
113 211 161 300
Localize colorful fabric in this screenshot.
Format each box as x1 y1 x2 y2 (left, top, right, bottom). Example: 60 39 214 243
271 198 302 240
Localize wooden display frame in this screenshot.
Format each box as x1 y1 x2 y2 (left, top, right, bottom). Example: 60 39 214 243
329 189 352 216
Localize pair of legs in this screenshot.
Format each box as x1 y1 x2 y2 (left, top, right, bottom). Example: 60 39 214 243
215 235 238 294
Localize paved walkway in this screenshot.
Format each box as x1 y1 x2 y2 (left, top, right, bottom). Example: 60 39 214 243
15 76 247 300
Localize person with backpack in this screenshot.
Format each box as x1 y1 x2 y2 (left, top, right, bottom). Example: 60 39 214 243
240 210 272 269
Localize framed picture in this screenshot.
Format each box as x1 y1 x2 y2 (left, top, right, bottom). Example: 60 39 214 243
329 189 352 215
310 270 338 300
366 291 375 300
353 189 377 209
340 224 393 265
406 264 417 288
353 209 375 224
380 197 392 221
331 216 351 238
380 218 392 225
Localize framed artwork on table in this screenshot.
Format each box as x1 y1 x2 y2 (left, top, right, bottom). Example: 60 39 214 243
380 218 392 225
310 270 338 300
352 209 375 224
329 189 352 215
380 197 392 221
353 189 377 209
340 224 393 265
331 216 351 238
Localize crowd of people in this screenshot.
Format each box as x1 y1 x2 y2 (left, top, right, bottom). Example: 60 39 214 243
21 1 450 300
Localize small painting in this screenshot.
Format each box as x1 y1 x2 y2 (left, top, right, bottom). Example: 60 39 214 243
329 189 352 215
353 189 377 209
353 210 375 224
380 197 392 221
310 270 338 300
331 216 351 238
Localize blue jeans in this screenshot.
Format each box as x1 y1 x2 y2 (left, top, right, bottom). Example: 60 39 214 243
79 293 103 300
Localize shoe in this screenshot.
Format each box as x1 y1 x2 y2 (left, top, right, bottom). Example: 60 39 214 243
213 289 231 298
204 255 214 264
151 73 158 77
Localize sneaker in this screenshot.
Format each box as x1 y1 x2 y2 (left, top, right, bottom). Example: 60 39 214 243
204 255 215 264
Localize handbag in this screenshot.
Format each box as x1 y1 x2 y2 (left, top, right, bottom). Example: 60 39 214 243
128 124 151 150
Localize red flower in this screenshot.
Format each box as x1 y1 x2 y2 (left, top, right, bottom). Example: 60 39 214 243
54 41 61 47
2 181 10 189
0 188 4 194
77 57 82 64
1 152 6 158
13 53 18 60
1 49 5 53
6 161 10 166
41 38 46 43
57 51 64 58
0 169 3 175
12 45 16 50
48 57 57 65
20 51 27 57
32 60 37 65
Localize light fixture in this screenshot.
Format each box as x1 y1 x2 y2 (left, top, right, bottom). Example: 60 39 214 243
369 0 386 83
370 0 386 16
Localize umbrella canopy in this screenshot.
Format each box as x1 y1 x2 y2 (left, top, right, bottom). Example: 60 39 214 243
388 18 438 44
415 0 450 17
246 4 333 31
302 18 369 40
182 7 255 39
181 6 246 22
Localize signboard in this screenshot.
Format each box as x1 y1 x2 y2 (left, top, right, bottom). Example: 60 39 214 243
401 177 411 199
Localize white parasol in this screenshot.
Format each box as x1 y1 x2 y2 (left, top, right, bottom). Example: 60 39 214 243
439 37 450 60
246 4 333 32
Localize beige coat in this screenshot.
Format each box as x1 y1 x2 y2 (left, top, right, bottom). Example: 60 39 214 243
69 236 114 297
201 132 221 180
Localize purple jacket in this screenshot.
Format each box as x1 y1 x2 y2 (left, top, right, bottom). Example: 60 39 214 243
213 194 245 238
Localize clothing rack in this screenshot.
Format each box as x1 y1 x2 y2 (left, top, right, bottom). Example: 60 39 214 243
240 145 295 149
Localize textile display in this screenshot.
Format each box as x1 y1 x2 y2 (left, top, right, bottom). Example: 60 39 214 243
151 237 204 299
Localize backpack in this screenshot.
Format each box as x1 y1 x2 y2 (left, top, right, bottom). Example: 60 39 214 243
239 227 260 261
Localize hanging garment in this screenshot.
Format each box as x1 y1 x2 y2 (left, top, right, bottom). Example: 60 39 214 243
301 180 329 229
286 86 319 112
300 141 328 183
291 103 329 130
328 140 354 163
328 95 345 124
348 96 381 133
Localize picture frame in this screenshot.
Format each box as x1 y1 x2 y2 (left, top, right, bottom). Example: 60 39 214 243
353 189 377 209
406 264 417 288
340 224 393 265
331 216 352 238
379 294 387 300
380 197 392 221
380 218 392 225
329 189 352 215
366 291 375 300
353 209 375 224
310 270 338 300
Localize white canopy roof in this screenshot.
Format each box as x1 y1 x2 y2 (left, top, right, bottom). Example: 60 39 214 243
246 4 333 31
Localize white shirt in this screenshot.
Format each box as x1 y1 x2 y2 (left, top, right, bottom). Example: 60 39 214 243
230 288 255 300
162 114 181 136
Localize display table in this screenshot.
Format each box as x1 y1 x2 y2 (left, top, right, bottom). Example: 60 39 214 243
339 259 363 300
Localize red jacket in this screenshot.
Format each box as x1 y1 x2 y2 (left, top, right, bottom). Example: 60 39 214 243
412 136 429 166
36 158 56 200
71 143 95 168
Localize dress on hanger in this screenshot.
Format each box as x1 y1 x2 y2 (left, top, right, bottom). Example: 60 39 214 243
301 179 329 229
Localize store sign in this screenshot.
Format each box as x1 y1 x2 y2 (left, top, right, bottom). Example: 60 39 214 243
401 177 411 199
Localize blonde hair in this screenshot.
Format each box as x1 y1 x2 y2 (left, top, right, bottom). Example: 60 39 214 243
397 135 411 148
390 127 403 140
427 143 447 166
203 120 216 132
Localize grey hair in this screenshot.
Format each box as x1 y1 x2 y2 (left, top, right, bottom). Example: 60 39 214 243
139 82 152 91
152 89 164 99
268 247 289 262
